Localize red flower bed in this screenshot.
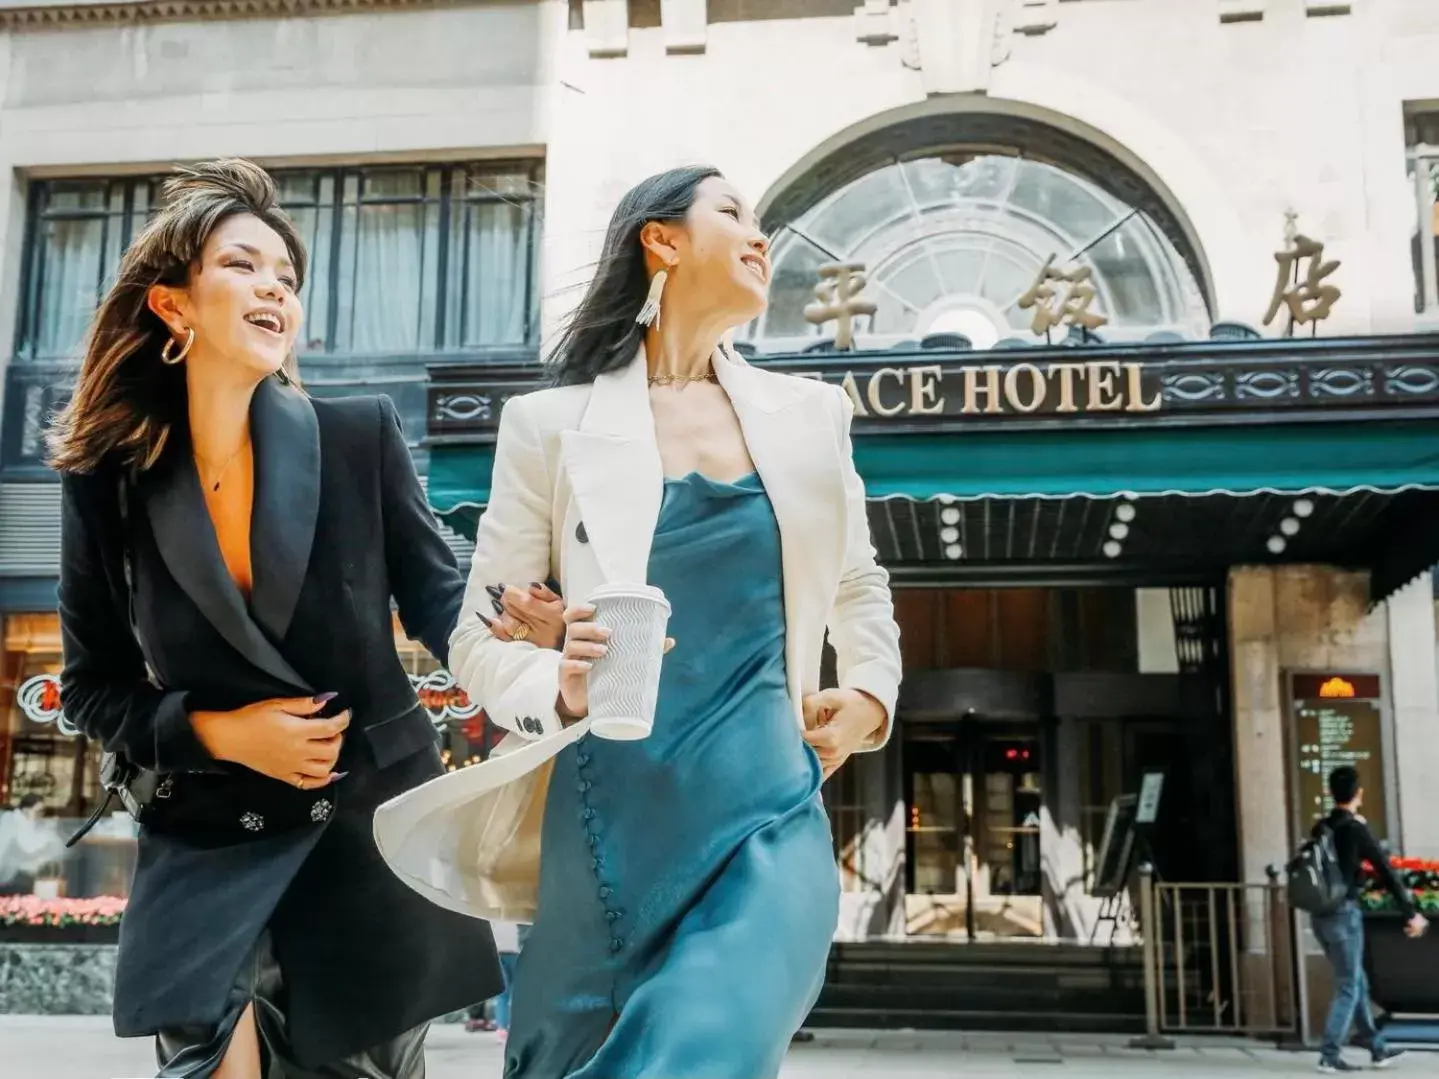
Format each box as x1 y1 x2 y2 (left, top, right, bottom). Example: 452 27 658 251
0 895 126 928
1361 856 1439 915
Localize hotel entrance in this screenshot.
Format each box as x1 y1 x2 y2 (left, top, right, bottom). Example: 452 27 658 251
880 584 1236 947
905 720 1045 940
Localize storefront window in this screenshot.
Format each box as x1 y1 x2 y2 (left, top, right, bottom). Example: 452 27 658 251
1406 111 1439 316
2 613 101 814
392 617 501 770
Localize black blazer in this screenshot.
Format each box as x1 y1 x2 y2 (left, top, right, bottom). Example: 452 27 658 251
58 376 500 1064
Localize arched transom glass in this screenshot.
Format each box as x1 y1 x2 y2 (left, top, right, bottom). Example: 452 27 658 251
749 154 1209 351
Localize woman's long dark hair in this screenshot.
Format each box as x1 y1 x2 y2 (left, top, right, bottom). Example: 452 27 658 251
547 165 720 387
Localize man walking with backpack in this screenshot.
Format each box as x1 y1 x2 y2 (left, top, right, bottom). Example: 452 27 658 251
1308 766 1426 1073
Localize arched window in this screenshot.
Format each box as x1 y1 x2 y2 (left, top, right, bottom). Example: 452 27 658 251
750 153 1209 351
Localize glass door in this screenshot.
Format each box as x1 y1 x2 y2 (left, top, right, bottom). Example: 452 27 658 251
904 724 1045 940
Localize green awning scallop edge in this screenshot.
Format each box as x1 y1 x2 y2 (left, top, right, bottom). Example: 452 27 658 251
854 421 1439 501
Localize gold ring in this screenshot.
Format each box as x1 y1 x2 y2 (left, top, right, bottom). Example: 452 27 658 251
295 777 305 790
512 623 531 643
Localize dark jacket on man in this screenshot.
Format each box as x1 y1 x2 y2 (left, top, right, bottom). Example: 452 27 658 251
58 378 501 1066
1313 808 1416 919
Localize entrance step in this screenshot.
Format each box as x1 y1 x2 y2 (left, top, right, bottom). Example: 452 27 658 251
809 941 1147 1034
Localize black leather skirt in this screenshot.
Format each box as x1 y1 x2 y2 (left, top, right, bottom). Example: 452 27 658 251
155 930 427 1078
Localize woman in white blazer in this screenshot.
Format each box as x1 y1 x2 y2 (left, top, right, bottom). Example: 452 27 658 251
375 167 901 1079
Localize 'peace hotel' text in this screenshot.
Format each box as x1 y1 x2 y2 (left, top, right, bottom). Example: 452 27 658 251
794 361 1163 418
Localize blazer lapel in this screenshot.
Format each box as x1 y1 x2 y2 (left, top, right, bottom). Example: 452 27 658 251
559 352 663 585
142 384 312 693
714 347 846 676
248 376 321 647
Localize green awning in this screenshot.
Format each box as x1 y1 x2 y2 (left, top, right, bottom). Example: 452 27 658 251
855 421 1439 500
428 420 1439 537
429 445 495 539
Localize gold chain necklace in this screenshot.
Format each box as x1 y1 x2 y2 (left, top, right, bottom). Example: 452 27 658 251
647 372 717 387
195 440 250 493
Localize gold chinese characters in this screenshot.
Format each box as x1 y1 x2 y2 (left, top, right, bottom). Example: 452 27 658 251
804 262 878 350
1264 212 1341 331
1017 255 1109 337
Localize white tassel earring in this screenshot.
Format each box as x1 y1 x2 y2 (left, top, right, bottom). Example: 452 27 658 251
635 266 670 328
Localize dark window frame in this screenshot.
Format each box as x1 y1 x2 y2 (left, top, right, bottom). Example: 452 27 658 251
12 160 544 366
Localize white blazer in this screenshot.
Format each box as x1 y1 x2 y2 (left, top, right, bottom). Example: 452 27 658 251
373 345 902 922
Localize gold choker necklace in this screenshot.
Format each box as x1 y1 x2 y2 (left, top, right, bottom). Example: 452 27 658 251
648 371 716 387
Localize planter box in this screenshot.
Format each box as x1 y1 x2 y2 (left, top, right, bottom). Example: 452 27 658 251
1362 912 1439 1015
0 943 117 1015
0 924 119 945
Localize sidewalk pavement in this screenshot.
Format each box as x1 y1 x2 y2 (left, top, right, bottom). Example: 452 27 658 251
2 1015 1428 1078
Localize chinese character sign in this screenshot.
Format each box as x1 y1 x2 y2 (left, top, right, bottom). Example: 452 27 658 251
804 262 878 350
1016 254 1108 338
1264 212 1341 333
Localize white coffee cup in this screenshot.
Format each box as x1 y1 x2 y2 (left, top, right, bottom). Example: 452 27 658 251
585 582 672 741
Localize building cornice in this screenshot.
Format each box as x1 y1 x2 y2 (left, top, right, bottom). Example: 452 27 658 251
0 0 469 31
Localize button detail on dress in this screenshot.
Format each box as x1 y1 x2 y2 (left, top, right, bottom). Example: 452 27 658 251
310 799 333 823
240 812 264 833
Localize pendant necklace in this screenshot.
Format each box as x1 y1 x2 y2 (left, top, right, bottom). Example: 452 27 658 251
196 439 250 493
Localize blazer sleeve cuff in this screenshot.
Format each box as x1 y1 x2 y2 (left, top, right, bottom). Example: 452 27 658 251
843 667 899 752
152 691 212 773
488 649 565 740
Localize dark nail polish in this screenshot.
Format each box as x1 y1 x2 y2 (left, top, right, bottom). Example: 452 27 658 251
530 581 544 591
491 598 505 615
485 584 504 600
478 613 495 628
313 692 338 704
329 771 349 783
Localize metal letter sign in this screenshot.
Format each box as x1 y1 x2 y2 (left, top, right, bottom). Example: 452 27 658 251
804 262 878 350
1017 254 1109 339
1264 211 1342 335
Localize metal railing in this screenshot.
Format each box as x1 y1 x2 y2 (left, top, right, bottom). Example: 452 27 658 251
1132 864 1305 1046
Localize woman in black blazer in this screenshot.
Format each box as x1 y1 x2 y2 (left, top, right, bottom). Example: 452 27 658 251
50 159 503 1078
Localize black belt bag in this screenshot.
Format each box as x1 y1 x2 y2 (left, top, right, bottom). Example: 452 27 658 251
67 479 339 849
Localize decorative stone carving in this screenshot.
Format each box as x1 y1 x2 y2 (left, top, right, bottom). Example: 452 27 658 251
857 0 1054 95
661 0 706 54
854 0 899 46
0 0 460 30
1217 0 1266 23
584 0 628 59
1012 0 1057 37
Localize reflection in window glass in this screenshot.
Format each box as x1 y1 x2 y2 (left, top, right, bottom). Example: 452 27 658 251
807 166 910 255
764 238 828 337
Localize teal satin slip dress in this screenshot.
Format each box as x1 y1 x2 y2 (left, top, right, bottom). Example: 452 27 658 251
502 471 839 1079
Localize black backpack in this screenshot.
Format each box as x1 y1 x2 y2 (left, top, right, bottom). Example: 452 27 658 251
1286 823 1350 916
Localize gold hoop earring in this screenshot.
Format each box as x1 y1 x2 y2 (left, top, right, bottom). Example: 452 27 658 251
160 327 194 366
635 266 670 328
